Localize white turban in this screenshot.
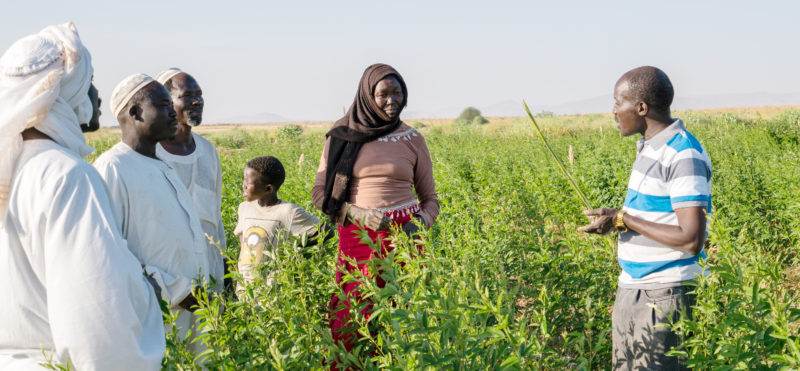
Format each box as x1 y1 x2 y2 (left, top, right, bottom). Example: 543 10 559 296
0 22 94 219
155 67 183 85
110 74 155 118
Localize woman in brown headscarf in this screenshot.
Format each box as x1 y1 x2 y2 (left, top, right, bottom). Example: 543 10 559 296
311 63 439 353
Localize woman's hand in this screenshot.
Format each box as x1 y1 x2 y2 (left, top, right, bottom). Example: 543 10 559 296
342 203 391 231
402 220 419 236
402 215 425 237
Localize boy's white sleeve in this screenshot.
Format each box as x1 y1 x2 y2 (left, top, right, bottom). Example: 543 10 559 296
287 205 320 238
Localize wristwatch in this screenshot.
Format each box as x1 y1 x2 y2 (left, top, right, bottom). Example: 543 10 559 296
613 210 628 232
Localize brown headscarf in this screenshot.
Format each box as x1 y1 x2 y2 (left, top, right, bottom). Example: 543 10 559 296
321 63 408 219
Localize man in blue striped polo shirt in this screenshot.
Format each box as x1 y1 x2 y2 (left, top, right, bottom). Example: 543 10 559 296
579 66 711 370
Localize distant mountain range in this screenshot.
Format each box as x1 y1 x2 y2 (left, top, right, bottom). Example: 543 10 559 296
208 92 800 124
459 92 800 118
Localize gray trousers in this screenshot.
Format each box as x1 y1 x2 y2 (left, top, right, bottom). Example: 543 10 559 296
612 285 694 371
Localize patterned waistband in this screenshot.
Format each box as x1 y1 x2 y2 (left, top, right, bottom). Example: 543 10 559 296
384 202 420 222
374 199 420 214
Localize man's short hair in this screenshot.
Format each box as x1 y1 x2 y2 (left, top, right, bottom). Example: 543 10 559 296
619 66 674 114
246 156 286 189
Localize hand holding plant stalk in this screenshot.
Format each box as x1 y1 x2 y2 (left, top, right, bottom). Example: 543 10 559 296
522 100 593 211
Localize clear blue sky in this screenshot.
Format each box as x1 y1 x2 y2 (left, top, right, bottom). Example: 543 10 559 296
2 1 799 124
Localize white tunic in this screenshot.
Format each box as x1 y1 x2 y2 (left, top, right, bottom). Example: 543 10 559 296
156 133 225 289
0 140 164 370
94 142 214 335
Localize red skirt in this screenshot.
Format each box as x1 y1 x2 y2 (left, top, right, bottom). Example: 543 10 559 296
328 203 419 354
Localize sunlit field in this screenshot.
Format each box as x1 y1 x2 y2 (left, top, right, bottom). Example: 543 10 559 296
84 107 800 369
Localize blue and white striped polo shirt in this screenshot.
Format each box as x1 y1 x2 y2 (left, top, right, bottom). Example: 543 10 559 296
618 119 712 287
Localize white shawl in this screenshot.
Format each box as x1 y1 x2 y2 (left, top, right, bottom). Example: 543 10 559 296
0 22 94 219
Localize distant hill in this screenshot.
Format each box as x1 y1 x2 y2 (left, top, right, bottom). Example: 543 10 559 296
674 92 800 111
477 92 800 117
193 91 800 126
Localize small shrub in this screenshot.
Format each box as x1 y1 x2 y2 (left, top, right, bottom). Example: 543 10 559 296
277 125 303 141
210 129 253 149
471 116 488 125
456 107 489 126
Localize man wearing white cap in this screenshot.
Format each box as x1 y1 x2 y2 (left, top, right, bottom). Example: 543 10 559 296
0 23 165 370
155 68 226 293
93 74 214 346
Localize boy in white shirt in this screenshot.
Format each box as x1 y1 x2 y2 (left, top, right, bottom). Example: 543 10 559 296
235 156 322 294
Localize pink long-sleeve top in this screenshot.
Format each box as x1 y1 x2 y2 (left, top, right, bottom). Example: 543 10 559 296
312 124 439 227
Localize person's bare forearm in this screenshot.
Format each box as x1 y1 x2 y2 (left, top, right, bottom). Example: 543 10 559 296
623 213 704 254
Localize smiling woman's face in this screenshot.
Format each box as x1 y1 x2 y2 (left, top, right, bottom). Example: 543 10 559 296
373 76 404 119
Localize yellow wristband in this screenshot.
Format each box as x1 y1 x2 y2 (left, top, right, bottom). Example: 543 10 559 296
614 210 627 232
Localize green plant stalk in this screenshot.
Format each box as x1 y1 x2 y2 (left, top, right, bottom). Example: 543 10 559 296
523 100 593 210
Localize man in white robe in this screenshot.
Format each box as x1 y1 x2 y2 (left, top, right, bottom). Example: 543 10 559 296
155 68 226 292
93 74 214 343
0 23 165 370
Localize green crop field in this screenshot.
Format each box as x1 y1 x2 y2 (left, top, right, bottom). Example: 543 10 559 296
85 109 800 369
